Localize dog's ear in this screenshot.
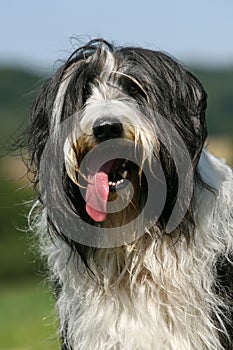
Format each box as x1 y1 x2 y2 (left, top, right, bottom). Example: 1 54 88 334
155 59 208 167
24 60 83 173
161 70 208 233
177 70 208 166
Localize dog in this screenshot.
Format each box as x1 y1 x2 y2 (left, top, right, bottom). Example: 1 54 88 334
22 39 233 349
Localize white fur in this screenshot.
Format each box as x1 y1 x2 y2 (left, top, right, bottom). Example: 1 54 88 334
33 149 233 350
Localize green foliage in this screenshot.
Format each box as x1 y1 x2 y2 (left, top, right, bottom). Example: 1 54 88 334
0 67 46 142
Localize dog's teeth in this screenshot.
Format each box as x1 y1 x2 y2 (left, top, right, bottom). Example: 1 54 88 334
116 179 123 186
109 180 124 188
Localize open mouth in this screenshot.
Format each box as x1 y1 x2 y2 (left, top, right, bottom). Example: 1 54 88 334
84 158 133 223
107 159 129 191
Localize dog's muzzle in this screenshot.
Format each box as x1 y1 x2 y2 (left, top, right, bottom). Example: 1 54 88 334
84 119 131 222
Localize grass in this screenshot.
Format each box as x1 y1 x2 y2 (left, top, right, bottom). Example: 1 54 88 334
0 159 59 350
0 280 60 350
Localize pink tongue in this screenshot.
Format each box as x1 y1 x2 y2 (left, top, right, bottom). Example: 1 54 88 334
85 172 110 222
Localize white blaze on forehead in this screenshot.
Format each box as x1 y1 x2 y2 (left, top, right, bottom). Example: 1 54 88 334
100 50 116 79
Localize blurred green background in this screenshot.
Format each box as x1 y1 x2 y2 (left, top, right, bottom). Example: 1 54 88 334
0 69 59 350
0 62 232 350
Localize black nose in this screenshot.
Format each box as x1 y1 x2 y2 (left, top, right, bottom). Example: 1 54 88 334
93 118 123 141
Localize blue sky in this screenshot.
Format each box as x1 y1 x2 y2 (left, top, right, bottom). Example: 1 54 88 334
1 0 233 69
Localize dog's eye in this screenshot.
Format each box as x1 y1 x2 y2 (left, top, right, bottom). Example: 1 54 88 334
123 80 146 99
129 84 140 95
129 83 146 99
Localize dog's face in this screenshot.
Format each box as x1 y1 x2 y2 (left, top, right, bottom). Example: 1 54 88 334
27 39 208 249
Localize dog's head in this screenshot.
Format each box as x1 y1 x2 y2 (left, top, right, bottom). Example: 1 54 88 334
25 39 208 250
